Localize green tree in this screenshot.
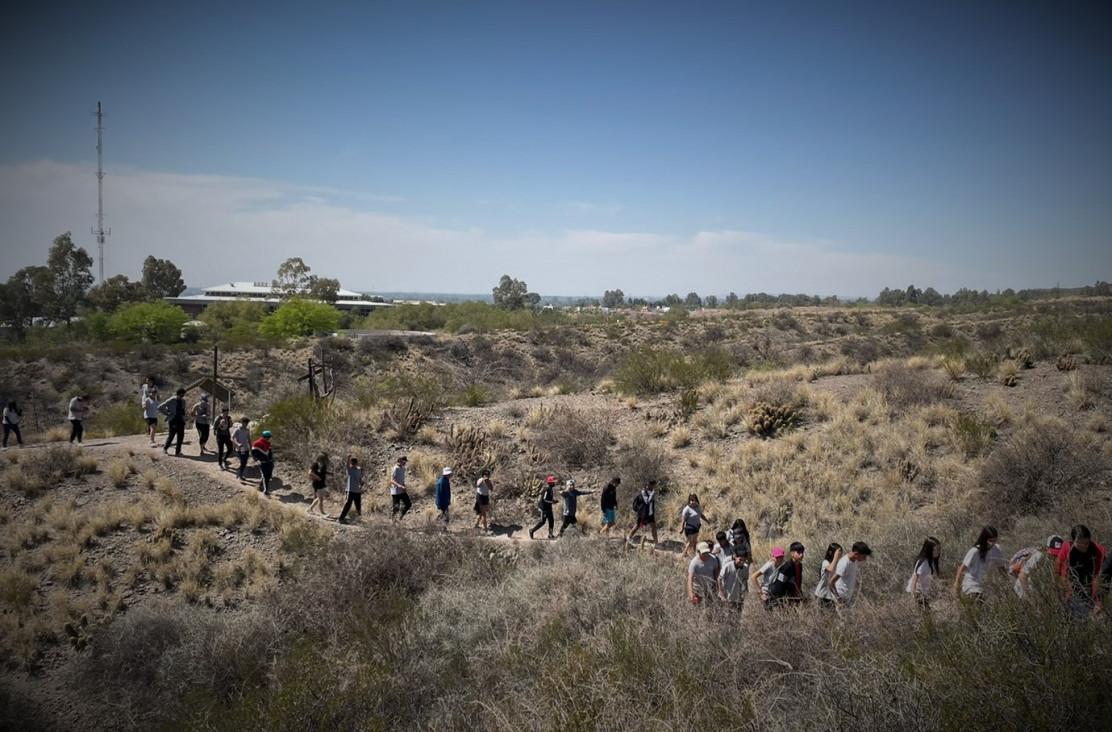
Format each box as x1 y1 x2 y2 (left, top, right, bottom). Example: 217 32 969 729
199 300 267 340
602 289 625 309
272 257 313 299
0 266 49 340
703 294 719 309
259 298 341 338
492 275 539 311
109 300 189 343
141 256 186 298
87 274 146 312
307 276 341 304
684 292 702 308
44 232 94 325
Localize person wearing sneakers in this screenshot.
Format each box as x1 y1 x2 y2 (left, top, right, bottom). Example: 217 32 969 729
307 452 330 516
142 388 160 446
251 430 275 496
338 455 363 524
529 476 559 540
474 468 493 532
232 417 251 482
190 394 211 455
558 479 594 537
389 455 411 521
435 467 452 524
627 480 660 546
159 389 187 455
2 401 22 450
213 406 234 469
599 476 620 535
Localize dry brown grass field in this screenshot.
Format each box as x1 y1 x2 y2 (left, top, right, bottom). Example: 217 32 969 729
1 300 1110 730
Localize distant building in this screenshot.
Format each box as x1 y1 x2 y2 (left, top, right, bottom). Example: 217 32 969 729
166 281 395 317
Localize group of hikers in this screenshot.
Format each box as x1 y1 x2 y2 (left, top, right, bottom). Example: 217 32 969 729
687 522 1112 617
14 384 1112 618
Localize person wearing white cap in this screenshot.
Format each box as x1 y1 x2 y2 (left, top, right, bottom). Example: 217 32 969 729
435 467 453 524
557 479 594 537
474 468 494 532
688 541 720 606
190 393 211 455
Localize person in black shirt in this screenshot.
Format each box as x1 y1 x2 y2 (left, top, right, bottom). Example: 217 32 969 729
598 476 620 535
767 542 807 609
529 476 559 540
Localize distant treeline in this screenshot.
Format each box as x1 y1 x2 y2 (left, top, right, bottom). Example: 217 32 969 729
874 281 1111 307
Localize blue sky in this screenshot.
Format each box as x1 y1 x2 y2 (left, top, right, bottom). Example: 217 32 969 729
2 0 1110 298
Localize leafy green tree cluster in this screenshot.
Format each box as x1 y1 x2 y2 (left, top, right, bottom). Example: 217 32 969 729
109 301 190 343
272 257 341 303
0 233 94 337
492 275 540 311
259 298 341 338
601 289 625 308
199 300 268 340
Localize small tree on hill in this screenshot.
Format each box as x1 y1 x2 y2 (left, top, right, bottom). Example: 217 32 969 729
259 298 341 338
141 256 186 299
44 232 94 325
109 300 189 343
88 274 146 312
273 257 313 299
492 275 539 311
602 289 625 308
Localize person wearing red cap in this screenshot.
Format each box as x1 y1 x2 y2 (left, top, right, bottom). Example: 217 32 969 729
528 476 558 540
1013 535 1063 599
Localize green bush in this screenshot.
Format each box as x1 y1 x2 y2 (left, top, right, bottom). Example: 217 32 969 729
259 298 341 339
90 400 147 438
109 301 189 344
614 346 733 396
952 412 997 457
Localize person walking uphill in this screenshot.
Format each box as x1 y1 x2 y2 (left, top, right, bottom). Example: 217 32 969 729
251 431 275 496
1056 524 1107 618
232 417 252 483
435 467 452 524
338 456 363 524
830 542 872 608
474 469 493 532
688 541 720 606
190 394 211 456
389 455 411 521
142 388 160 446
627 480 659 546
159 389 187 455
68 394 89 445
529 476 559 540
307 452 329 516
3 401 24 449
558 479 594 537
213 406 234 470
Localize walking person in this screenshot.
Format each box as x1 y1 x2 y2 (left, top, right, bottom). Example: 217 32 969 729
712 530 733 561
389 455 411 521
1055 524 1107 619
338 456 363 524
627 480 659 546
213 406 235 469
529 476 558 540
688 541 720 606
751 547 785 608
557 479 594 537
474 469 493 532
307 452 330 516
813 543 843 610
2 401 24 449
719 546 750 613
434 467 452 525
726 519 752 559
251 430 274 496
954 526 1006 605
159 389 187 456
678 493 711 557
599 476 620 535
1012 535 1064 599
830 541 873 608
767 542 807 608
190 394 211 456
68 394 89 444
907 537 942 609
142 388 160 446
232 417 252 483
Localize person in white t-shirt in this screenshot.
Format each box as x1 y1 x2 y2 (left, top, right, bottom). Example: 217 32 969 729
829 541 873 608
906 537 942 609
718 546 750 612
953 526 1006 603
813 542 843 610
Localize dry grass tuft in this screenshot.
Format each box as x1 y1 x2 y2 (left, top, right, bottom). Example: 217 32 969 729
107 460 131 488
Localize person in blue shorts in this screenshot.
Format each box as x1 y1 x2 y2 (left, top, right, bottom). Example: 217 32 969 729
599 476 620 535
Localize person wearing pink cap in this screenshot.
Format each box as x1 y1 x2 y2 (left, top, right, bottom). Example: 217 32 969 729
751 547 786 608
528 476 558 540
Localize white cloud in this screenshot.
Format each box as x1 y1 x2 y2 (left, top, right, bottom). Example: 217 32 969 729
0 159 1000 298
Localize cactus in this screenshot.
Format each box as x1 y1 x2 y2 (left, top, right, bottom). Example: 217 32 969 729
1057 354 1078 371
745 402 800 438
1006 347 1034 369
64 614 92 652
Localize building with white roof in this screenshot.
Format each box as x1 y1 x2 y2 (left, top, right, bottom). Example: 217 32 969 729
167 281 394 317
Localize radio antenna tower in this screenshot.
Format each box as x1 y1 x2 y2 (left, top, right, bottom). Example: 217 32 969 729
91 101 110 283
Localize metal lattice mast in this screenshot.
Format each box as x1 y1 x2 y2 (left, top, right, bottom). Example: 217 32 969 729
92 101 110 282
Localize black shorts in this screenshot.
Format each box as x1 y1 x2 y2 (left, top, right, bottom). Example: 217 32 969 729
563 514 578 525
145 417 158 426
683 526 700 537
637 518 656 528
476 494 490 506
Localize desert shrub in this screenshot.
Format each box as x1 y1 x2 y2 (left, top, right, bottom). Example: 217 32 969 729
613 345 734 396
612 437 672 492
964 350 996 378
839 336 887 366
90 400 147 437
257 394 332 465
977 420 1107 524
745 402 801 438
874 363 953 410
460 383 490 407
4 445 98 497
529 407 613 469
443 424 501 481
952 412 997 458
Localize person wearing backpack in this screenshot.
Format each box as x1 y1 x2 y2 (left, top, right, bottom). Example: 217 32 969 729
906 537 942 609
159 389 187 456
528 476 558 540
1012 535 1063 599
767 541 807 608
213 406 235 470
1055 524 1107 618
190 394 211 456
627 480 659 547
